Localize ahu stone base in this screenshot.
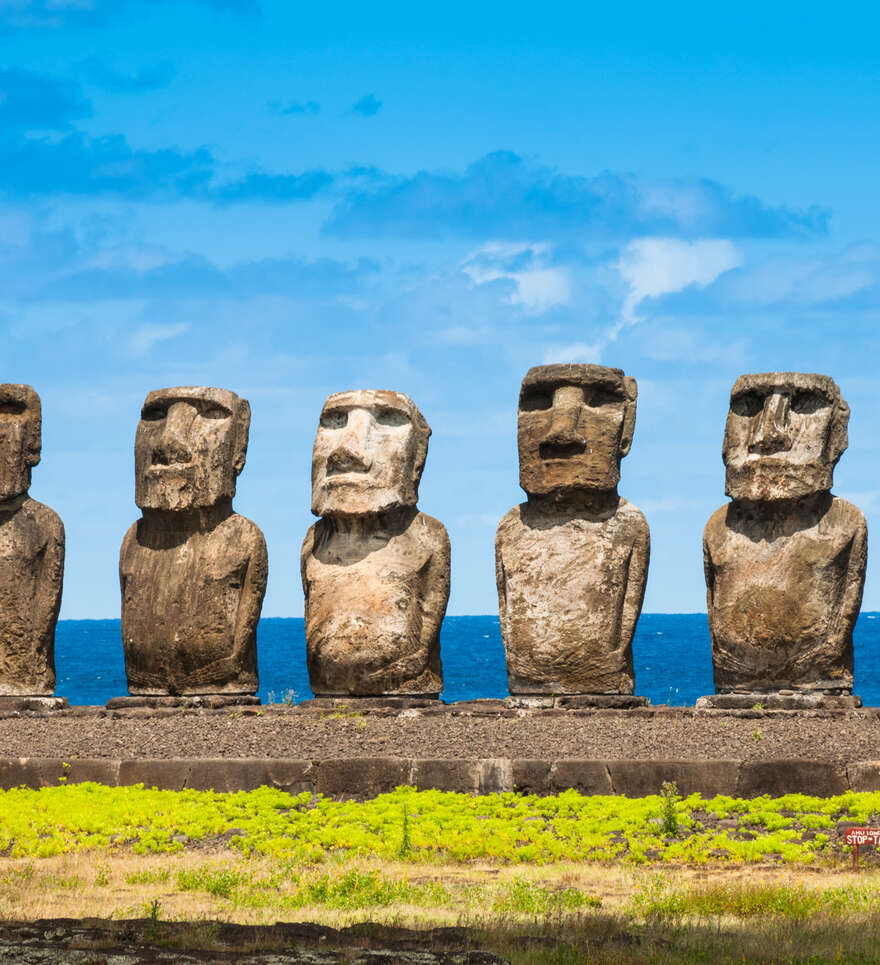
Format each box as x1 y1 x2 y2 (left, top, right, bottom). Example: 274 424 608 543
0 695 68 712
696 692 862 710
505 694 649 709
106 694 260 710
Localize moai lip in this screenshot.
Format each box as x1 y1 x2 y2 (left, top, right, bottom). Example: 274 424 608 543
302 390 450 697
496 364 650 697
703 372 867 697
0 384 65 699
119 386 267 697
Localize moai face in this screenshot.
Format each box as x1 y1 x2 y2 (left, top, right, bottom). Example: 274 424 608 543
517 364 637 496
134 386 251 512
0 384 41 501
311 390 431 517
723 373 848 501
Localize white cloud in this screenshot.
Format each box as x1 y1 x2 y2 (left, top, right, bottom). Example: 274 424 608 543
129 321 188 355
462 241 571 314
617 237 743 322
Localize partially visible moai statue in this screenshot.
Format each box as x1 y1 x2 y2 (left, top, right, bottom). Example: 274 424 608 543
118 387 267 700
495 364 650 702
302 390 450 697
700 373 867 708
0 385 65 704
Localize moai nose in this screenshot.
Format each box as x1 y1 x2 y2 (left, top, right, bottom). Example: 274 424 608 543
153 401 194 464
544 385 584 445
328 410 373 473
750 392 791 453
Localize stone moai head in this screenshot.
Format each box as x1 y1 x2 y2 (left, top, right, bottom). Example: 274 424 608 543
134 386 251 512
517 364 637 497
311 389 431 517
723 373 849 501
0 384 41 501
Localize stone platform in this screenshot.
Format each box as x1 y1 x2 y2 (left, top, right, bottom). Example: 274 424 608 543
0 696 68 711
105 695 260 710
696 692 862 710
0 755 878 800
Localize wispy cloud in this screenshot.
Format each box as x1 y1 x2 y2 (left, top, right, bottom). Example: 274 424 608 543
325 151 828 241
129 321 189 355
79 57 176 93
0 67 90 130
351 93 382 117
462 242 572 314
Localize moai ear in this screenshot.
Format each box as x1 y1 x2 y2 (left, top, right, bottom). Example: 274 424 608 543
24 388 42 468
827 395 850 466
232 398 251 477
619 376 638 458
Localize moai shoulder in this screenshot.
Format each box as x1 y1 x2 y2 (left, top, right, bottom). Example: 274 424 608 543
701 373 867 707
0 384 65 702
302 389 450 697
495 364 650 700
119 386 267 699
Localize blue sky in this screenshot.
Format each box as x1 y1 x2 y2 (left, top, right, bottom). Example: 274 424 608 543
3 0 879 617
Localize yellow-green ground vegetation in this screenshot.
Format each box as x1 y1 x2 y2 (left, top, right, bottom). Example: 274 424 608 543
1 782 880 963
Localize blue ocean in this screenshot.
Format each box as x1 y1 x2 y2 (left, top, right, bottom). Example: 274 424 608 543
56 613 880 706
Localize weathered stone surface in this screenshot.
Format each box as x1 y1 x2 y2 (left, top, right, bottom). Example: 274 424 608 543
0 696 68 711
496 364 649 695
696 693 862 710
0 385 64 697
106 694 259 710
607 760 741 797
704 373 867 694
302 390 449 696
847 761 880 792
315 757 412 799
120 387 267 696
737 759 849 798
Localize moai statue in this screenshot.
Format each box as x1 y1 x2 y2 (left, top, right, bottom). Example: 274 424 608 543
117 387 267 703
699 373 867 709
0 385 65 706
302 390 450 698
495 364 650 705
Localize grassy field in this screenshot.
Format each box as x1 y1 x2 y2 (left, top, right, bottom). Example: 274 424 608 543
1 782 879 963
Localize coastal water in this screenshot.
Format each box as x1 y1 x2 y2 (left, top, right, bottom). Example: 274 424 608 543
56 613 880 706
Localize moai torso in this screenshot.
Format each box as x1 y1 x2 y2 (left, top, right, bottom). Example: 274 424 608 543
303 509 449 695
120 512 266 694
496 365 649 695
302 390 450 696
497 497 648 694
704 373 867 694
120 387 267 696
0 385 64 696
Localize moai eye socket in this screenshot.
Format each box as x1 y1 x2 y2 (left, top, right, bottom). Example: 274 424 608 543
584 387 622 408
790 389 828 415
199 404 229 420
141 404 167 422
320 409 348 429
520 388 554 412
731 391 764 418
0 401 26 416
374 407 410 427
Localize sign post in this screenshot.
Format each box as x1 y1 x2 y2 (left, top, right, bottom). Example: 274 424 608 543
843 827 880 871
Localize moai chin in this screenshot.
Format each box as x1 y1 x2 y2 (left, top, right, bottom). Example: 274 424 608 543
702 373 867 704
119 386 268 696
495 364 650 698
0 385 65 698
302 390 450 697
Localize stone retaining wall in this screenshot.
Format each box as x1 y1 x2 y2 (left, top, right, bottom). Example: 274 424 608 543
2 757 878 799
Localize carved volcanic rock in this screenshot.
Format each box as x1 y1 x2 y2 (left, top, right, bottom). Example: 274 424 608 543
497 364 650 696
120 386 267 696
704 372 867 694
303 390 450 696
0 384 64 696
303 508 449 695
496 496 649 694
